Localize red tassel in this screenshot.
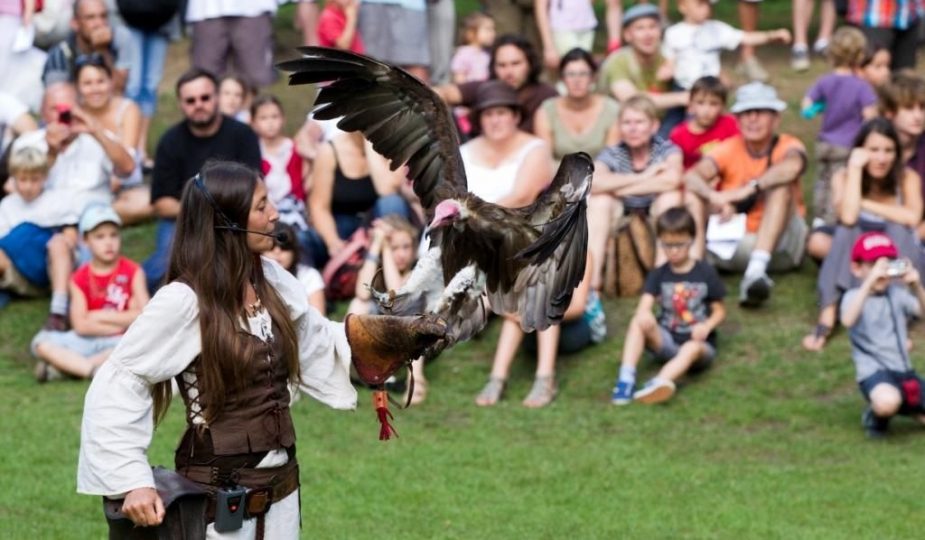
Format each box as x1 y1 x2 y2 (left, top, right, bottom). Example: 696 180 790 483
373 389 398 441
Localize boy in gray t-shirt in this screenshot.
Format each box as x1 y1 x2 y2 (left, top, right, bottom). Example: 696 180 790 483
840 232 925 438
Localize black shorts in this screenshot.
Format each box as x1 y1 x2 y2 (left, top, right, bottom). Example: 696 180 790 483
858 370 925 414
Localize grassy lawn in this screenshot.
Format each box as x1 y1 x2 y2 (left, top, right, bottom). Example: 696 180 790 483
3 2 925 538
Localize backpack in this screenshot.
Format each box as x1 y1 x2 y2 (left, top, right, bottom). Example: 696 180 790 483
116 0 182 32
603 212 655 298
321 228 369 302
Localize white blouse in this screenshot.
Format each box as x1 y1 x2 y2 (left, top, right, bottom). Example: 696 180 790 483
77 258 357 497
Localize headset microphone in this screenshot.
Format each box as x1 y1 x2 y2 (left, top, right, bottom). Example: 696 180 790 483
215 225 292 244
192 173 292 245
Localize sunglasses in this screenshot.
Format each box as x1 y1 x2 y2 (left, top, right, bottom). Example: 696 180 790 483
183 94 213 105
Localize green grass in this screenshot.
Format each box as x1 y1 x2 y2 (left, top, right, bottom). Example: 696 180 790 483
3 2 925 538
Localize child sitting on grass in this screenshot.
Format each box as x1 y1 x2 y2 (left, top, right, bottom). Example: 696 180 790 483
217 75 253 124
32 205 148 382
0 144 78 312
801 26 879 227
251 94 308 231
669 76 740 170
840 232 925 438
612 207 726 405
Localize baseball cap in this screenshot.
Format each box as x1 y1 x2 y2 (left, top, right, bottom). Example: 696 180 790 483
851 231 898 262
79 204 122 235
622 4 661 29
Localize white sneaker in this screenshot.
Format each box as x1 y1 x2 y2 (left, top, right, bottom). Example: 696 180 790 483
633 378 676 404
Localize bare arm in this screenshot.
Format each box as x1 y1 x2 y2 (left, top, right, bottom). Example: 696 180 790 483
353 231 384 300
755 150 805 191
71 106 134 176
496 141 554 208
532 102 554 150
308 143 346 255
841 261 888 327
11 112 37 137
836 154 862 225
592 159 645 194
684 157 721 201
615 153 683 196
740 29 791 47
69 282 124 336
562 254 593 321
364 139 403 195
604 0 622 47
434 84 463 106
858 169 923 227
534 0 558 70
634 292 656 319
334 1 360 50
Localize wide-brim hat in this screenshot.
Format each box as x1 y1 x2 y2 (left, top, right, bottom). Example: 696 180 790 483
471 80 521 114
730 82 787 114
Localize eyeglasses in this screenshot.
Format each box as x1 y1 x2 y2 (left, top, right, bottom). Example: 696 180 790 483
659 240 692 250
562 70 593 79
183 94 213 105
75 53 107 69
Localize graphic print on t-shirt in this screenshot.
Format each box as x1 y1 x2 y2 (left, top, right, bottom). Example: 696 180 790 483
659 280 709 336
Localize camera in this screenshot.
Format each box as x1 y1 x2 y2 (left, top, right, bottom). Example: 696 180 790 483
886 259 909 277
55 103 72 125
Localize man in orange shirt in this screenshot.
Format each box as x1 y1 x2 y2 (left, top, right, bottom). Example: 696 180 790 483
684 82 808 307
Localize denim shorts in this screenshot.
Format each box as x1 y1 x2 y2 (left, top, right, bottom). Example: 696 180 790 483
647 326 716 372
858 370 925 414
31 330 122 358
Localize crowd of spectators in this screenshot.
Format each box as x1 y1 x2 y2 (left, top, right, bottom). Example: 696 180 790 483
3 0 925 437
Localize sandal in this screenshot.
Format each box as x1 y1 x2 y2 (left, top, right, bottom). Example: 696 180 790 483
522 376 557 408
801 324 832 352
475 377 506 406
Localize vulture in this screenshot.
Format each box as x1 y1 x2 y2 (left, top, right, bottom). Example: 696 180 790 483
278 47 593 355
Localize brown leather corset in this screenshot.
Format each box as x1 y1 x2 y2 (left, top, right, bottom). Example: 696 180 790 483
174 327 296 466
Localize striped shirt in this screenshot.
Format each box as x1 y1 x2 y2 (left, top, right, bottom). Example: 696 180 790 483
42 28 133 87
595 136 681 209
846 0 925 30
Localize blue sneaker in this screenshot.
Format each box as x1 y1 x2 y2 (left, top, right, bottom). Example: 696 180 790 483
611 380 634 405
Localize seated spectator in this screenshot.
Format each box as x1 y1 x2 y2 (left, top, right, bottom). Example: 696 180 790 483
451 12 495 84
803 119 923 351
860 43 891 89
475 253 604 408
144 68 262 292
588 95 683 290
304 131 409 269
265 222 325 313
436 34 558 134
0 144 78 313
662 0 790 93
251 94 307 231
611 207 726 405
841 232 925 438
42 0 133 93
74 53 152 225
218 75 253 124
533 48 620 165
669 76 739 170
535 0 597 71
880 72 925 244
460 80 553 207
32 205 147 381
685 82 808 308
596 4 688 137
317 0 364 53
801 26 878 227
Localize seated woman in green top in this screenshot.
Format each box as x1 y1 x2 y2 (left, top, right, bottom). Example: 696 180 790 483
533 48 621 164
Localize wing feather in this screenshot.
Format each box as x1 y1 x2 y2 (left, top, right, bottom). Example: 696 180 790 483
278 47 466 211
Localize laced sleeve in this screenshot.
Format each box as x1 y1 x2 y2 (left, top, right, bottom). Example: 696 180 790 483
77 282 202 497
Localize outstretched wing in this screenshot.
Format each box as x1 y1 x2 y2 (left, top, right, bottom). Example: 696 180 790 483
489 153 594 331
277 47 466 210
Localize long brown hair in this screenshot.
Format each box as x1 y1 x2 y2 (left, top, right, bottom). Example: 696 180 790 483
152 161 300 424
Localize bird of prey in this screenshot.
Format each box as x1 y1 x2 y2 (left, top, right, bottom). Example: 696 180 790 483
278 47 593 354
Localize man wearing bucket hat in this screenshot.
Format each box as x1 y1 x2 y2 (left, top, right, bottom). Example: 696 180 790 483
597 4 689 138
685 82 808 308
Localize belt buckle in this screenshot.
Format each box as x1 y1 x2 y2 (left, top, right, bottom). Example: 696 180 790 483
245 487 273 517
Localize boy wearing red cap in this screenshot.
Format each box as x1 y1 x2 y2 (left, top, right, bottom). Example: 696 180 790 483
840 232 925 438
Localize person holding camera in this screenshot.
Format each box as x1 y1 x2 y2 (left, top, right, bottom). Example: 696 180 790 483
803 118 924 351
684 82 808 308
841 232 925 439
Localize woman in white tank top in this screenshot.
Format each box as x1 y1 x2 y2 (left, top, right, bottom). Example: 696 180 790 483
460 80 552 207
